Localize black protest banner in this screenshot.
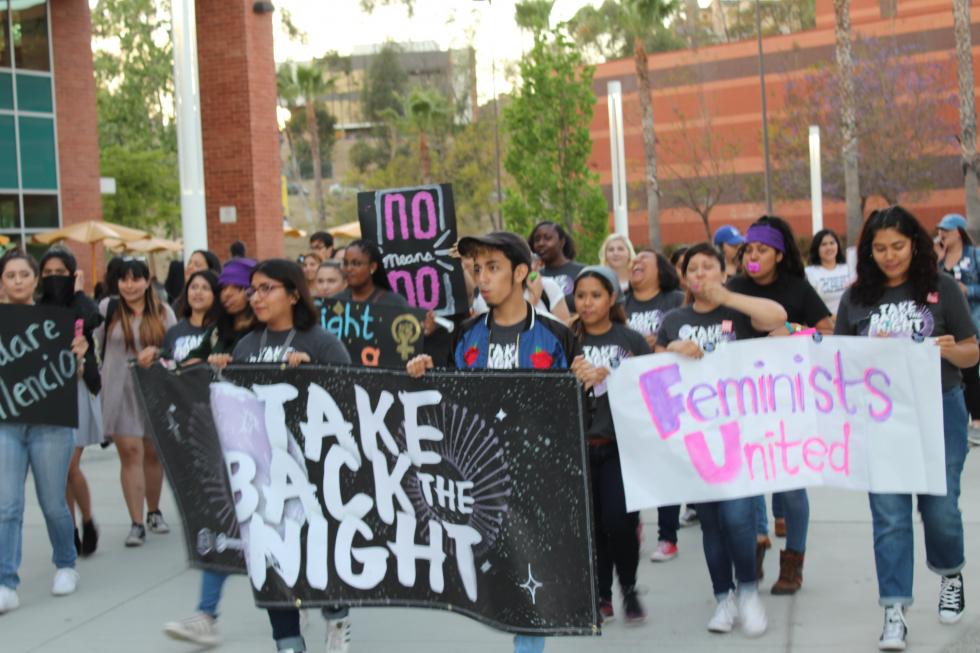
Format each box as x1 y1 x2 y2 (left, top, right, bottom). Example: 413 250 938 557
0 305 78 427
357 184 468 317
133 363 596 635
320 298 427 368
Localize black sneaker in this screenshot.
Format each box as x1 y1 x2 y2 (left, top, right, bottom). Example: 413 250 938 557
623 587 646 625
939 573 965 624
81 519 98 556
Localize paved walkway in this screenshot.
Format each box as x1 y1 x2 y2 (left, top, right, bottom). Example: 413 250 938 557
5 446 980 653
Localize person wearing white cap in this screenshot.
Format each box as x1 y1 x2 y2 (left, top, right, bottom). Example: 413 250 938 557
937 213 980 444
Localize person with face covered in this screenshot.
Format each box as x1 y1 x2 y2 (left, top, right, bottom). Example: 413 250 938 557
38 248 104 557
727 216 832 596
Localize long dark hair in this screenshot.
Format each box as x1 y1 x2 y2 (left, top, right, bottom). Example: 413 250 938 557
740 215 805 279
178 270 221 327
347 239 392 291
0 248 39 277
851 205 937 306
251 259 318 331
529 221 577 261
635 247 680 292
164 260 185 302
191 249 222 275
570 270 626 341
110 258 169 352
808 229 846 266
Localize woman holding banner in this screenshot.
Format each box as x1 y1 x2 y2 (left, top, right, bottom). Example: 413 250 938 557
835 206 978 651
728 216 833 595
39 248 104 557
568 266 649 624
0 250 89 612
655 242 786 637
96 257 176 547
158 270 221 364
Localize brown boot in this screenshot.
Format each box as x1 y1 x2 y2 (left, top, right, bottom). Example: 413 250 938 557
771 549 804 595
774 517 786 537
755 536 772 581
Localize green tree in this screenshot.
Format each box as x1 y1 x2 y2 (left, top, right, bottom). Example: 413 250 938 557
502 23 607 262
278 60 339 228
285 106 337 180
569 0 678 251
99 146 180 237
363 43 407 123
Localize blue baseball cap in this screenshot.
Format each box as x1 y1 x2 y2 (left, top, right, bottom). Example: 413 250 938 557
937 213 968 231
713 225 744 247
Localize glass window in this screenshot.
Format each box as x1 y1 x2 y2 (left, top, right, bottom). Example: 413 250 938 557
0 194 18 229
18 115 56 189
11 1 49 72
15 73 50 112
23 193 56 228
0 114 16 188
0 2 10 69
0 71 12 110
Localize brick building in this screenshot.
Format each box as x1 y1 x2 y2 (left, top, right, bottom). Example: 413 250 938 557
0 0 282 278
589 0 980 246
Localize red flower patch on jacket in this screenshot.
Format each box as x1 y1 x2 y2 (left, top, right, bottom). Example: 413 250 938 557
464 345 480 367
529 347 553 369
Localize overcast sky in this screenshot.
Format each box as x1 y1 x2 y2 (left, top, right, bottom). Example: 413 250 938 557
271 0 604 101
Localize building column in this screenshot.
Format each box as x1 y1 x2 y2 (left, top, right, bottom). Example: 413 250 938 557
196 0 283 261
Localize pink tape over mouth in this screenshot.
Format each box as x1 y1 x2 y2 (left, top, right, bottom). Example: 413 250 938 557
746 262 761 273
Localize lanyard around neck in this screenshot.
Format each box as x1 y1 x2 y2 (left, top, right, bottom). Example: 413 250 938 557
258 327 296 362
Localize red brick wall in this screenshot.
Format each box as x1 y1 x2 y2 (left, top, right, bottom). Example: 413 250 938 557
197 0 283 261
50 0 103 287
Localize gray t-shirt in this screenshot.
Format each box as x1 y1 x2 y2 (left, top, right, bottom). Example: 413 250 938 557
162 319 207 363
541 261 585 297
656 304 758 350
834 274 977 392
487 318 524 370
232 326 352 365
625 289 684 336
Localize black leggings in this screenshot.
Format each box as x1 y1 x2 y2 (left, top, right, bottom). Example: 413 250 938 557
268 609 303 652
963 358 980 421
590 442 640 601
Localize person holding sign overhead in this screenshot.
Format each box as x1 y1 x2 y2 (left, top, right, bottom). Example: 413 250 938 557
0 250 89 612
655 242 786 638
834 206 978 651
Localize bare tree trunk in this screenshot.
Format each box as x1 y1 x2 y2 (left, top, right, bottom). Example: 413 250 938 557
954 0 980 237
306 102 326 228
635 38 661 250
419 130 432 184
834 0 862 244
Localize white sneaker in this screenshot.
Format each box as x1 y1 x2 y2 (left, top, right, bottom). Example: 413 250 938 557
147 511 170 534
738 588 767 637
325 616 352 653
968 425 980 446
51 568 79 596
0 586 19 613
879 604 908 651
163 612 221 648
679 506 699 527
707 590 738 633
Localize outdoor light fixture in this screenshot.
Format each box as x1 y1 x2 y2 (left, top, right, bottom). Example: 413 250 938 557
253 1 275 14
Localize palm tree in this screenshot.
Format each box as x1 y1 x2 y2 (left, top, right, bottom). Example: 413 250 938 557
277 60 336 228
570 0 679 251
953 0 980 234
833 0 861 244
405 88 448 184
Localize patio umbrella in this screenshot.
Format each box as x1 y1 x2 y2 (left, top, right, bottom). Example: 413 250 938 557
0 235 8 246
284 225 307 239
105 237 183 254
32 220 150 284
328 221 361 239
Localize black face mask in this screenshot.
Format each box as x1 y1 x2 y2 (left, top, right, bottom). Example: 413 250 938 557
40 275 76 306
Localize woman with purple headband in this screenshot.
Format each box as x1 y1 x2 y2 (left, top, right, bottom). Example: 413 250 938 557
726 216 833 597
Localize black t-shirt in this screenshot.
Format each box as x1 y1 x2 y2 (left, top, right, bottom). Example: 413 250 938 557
624 289 684 337
835 274 977 392
331 287 409 308
232 326 351 365
727 274 830 330
487 318 523 370
162 319 207 364
656 304 759 350
540 261 585 297
582 322 650 439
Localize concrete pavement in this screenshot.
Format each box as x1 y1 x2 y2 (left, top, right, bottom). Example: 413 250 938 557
5 445 980 653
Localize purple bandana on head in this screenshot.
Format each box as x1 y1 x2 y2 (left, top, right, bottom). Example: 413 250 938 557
745 224 785 253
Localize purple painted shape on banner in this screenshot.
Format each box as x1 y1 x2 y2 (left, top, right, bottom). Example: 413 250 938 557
411 191 438 239
683 421 742 484
388 270 416 306
416 266 440 310
384 193 409 241
638 364 685 439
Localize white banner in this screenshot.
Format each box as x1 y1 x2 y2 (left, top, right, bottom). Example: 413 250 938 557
608 336 945 511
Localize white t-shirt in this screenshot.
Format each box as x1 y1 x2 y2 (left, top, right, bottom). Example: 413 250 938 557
471 276 564 319
805 263 853 315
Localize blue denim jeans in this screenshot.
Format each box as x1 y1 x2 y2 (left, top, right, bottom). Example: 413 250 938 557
869 386 969 607
697 497 758 599
0 423 76 589
754 491 807 552
514 636 545 653
198 569 229 618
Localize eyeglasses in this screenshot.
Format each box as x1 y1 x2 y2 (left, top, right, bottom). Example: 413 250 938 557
246 283 285 299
